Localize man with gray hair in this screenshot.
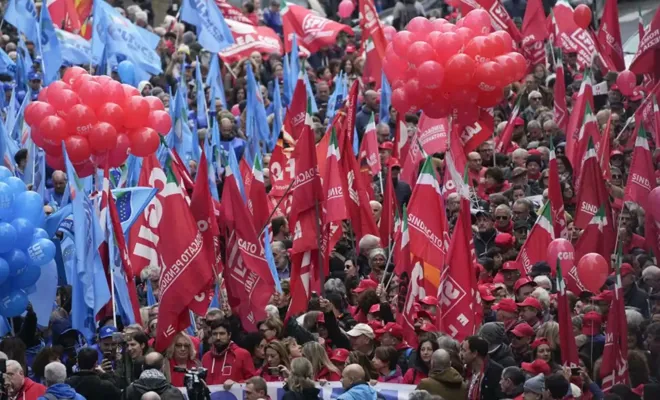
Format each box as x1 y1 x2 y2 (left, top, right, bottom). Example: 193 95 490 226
642 266 660 294
376 123 391 144
500 366 526 399
41 361 85 399
5 359 47 398
416 349 467 399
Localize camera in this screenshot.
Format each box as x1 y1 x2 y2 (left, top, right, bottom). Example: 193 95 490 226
173 366 210 400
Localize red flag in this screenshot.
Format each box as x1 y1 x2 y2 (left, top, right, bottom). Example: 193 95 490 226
556 262 580 368
393 114 409 162
598 115 613 181
134 154 214 352
623 125 654 209
400 117 448 186
573 103 601 191
280 1 353 53
361 38 383 88
553 51 569 134
344 80 360 149
597 0 625 71
286 249 320 319
359 0 387 59
323 129 349 224
269 143 294 198
629 8 660 78
565 70 595 174
283 73 307 141
460 110 494 154
397 257 426 348
248 156 271 233
549 3 605 68
221 22 283 64
600 251 630 390
443 123 468 199
516 203 554 275
495 97 522 154
216 0 255 24
437 195 479 341
548 143 569 239
358 113 381 176
521 0 548 68
407 158 448 269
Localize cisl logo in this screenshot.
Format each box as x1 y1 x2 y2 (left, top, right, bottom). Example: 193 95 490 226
302 14 328 32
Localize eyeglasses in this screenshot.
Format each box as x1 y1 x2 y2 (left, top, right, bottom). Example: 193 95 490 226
496 216 509 221
530 97 542 101
612 174 622 179
175 343 190 349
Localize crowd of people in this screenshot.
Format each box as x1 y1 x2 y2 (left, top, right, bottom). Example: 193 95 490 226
1 0 660 399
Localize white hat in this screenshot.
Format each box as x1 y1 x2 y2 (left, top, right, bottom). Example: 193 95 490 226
346 323 375 340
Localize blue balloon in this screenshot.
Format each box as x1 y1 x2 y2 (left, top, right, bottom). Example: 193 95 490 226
13 191 45 227
13 264 41 289
27 238 56 267
16 90 26 103
0 182 13 221
0 166 11 181
33 228 49 240
0 258 8 285
12 218 35 249
117 60 136 87
0 222 17 253
5 176 26 194
3 249 28 276
0 289 29 317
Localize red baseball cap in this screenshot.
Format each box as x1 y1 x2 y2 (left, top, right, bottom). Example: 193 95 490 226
514 277 537 293
492 298 518 313
345 45 356 54
592 290 613 303
379 141 394 151
517 297 542 310
610 84 619 91
502 261 522 271
531 337 549 349
420 296 438 306
630 87 644 101
511 322 535 338
354 279 378 293
316 313 325 324
415 309 433 321
367 320 384 333
388 157 401 169
522 359 551 376
330 348 349 363
581 311 603 336
495 234 515 249
513 117 525 126
478 285 496 302
375 322 404 339
419 322 436 332
620 263 634 277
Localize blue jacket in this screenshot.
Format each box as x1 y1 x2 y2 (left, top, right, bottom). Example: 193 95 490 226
337 383 378 400
39 383 86 400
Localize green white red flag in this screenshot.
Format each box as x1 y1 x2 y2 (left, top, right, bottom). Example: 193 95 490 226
359 113 381 176
517 202 554 275
573 103 601 191
565 68 595 172
556 260 580 367
548 141 568 239
552 50 568 134
623 125 654 209
629 8 660 78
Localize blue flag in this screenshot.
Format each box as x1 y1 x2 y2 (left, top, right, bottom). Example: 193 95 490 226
181 0 235 53
380 71 392 124
0 49 17 76
205 54 227 109
0 109 14 172
195 58 208 129
62 146 112 340
245 64 270 147
146 282 157 306
107 226 136 324
326 71 343 121
166 88 194 162
290 35 300 88
228 143 246 202
55 29 95 67
4 0 39 44
111 187 158 234
302 68 318 114
268 79 283 152
38 4 63 86
22 132 46 199
27 260 58 327
263 229 282 293
203 137 220 201
282 54 292 107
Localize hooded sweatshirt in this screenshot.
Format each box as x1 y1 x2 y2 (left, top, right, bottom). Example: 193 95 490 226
121 369 184 400
417 368 468 400
201 341 256 385
337 382 378 400
38 383 85 400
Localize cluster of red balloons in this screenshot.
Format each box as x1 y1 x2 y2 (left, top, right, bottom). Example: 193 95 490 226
24 67 172 177
383 10 527 124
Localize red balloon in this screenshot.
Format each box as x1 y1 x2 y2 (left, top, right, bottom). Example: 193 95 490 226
108 133 131 167
476 89 503 108
64 135 92 164
574 4 592 30
491 31 514 53
49 89 80 117
62 66 88 86
407 17 432 34
37 87 49 102
391 88 410 113
431 18 449 30
485 33 507 58
444 54 476 86
383 26 396 41
428 32 462 65
101 80 126 106
147 110 173 134
494 55 517 85
144 96 166 111
464 37 491 63
93 75 112 86
66 104 97 137
475 61 506 92
649 187 660 222
25 101 56 127
454 27 476 47
129 127 160 157
576 253 609 293
45 154 65 170
449 86 479 107
507 52 528 81
408 41 436 67
454 104 480 125
392 31 415 58
122 84 140 99
383 48 409 84
48 81 72 94
547 239 575 277
74 160 96 178
88 122 118 155
124 97 150 129
96 103 125 129
463 9 491 36
39 115 68 146
416 61 444 90
616 70 636 96
421 100 451 119
71 74 94 92
78 80 104 110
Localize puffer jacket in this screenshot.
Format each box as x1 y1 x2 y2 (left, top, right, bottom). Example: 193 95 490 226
416 368 468 400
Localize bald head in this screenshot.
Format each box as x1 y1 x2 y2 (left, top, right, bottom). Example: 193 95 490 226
364 90 378 109
431 349 451 371
141 392 161 400
144 352 164 371
343 363 365 382
52 170 67 194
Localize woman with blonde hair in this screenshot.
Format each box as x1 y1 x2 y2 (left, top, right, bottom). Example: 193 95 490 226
258 317 284 341
258 340 291 382
281 337 302 359
163 332 201 387
282 358 321 400
301 342 340 381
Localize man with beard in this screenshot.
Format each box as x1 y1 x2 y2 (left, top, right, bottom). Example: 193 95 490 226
201 319 255 385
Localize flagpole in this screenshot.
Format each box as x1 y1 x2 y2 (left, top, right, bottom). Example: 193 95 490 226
314 200 324 296
381 239 397 289
379 170 384 196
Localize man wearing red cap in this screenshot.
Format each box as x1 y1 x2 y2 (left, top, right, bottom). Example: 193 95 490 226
509 323 535 364
501 261 522 297
493 299 519 331
419 296 438 316
376 322 413 374
517 297 543 332
579 311 605 372
514 278 537 303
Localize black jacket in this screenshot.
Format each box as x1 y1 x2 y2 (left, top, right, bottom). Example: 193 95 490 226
121 370 185 400
281 386 322 400
66 371 121 400
489 345 517 368
474 229 498 258
479 359 505 400
625 284 650 318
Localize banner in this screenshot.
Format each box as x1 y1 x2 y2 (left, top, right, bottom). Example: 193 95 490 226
178 382 416 400
221 20 283 63
55 28 97 66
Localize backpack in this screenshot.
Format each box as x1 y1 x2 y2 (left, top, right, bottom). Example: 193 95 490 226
42 394 74 400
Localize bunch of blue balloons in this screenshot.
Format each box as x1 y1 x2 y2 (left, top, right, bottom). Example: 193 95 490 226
0 166 56 318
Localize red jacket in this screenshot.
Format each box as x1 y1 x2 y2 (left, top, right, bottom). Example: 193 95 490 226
403 368 427 385
15 378 46 400
316 366 341 381
201 342 256 385
257 366 285 382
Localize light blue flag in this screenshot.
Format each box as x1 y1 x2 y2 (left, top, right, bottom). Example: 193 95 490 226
146 282 157 306
0 48 17 76
380 71 392 124
110 187 158 234
108 230 136 324
282 53 292 106
27 260 58 327
326 71 343 121
16 38 32 92
39 4 63 86
290 35 300 88
58 182 71 208
208 284 219 309
268 79 283 152
263 229 282 293
227 144 246 202
63 145 112 340
180 0 235 53
92 0 162 75
58 216 75 284
5 89 17 133
0 110 16 173
56 29 95 66
9 91 30 146
4 0 39 44
125 155 142 188
245 64 270 147
22 132 46 199
195 58 208 129
302 68 318 114
353 127 359 156
203 139 220 201
186 311 197 336
169 88 194 161
205 54 227 109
